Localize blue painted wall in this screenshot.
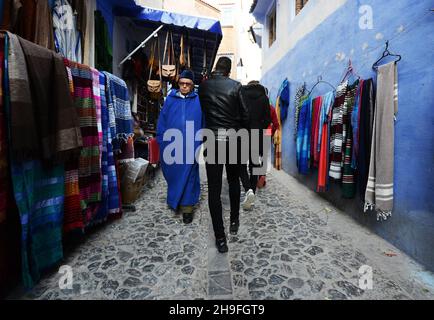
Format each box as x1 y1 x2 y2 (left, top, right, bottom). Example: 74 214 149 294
261 0 434 271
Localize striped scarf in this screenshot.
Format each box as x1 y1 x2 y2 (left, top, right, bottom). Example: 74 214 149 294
341 82 359 198
329 82 348 180
294 84 307 140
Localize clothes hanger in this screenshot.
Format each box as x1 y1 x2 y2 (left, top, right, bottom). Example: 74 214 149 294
308 76 336 97
341 59 361 83
372 40 402 70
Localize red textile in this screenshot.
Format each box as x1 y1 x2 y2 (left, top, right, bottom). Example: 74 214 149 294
311 96 322 168
317 123 329 192
149 138 160 165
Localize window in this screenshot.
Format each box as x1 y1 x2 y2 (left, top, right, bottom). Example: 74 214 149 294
296 0 309 15
221 5 235 26
268 5 276 47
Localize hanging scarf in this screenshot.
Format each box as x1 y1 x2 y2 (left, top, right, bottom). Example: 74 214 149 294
317 91 335 192
329 81 349 180
296 97 312 175
351 80 365 169
274 96 282 170
341 82 359 198
278 79 290 123
365 62 398 220
311 96 322 168
294 84 307 140
357 79 375 201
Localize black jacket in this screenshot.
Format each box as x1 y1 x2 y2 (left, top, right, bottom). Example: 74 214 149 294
198 71 249 134
240 83 271 130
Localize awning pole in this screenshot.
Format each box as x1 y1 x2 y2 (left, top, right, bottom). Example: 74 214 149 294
119 24 165 66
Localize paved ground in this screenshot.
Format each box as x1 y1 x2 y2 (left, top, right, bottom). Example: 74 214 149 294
10 167 434 300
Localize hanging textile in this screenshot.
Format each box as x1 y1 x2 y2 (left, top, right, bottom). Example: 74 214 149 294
294 84 307 140
357 79 375 200
278 79 290 123
351 80 365 169
274 96 282 170
296 97 312 175
341 81 359 198
4 34 65 289
1 0 55 50
0 34 8 224
316 91 335 192
365 62 398 220
53 0 83 64
64 59 102 227
18 36 83 162
310 96 322 168
95 10 112 73
329 81 348 180
71 0 96 67
103 72 134 153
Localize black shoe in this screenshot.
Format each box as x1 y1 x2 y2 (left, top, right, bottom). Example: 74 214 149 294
230 221 239 235
183 212 193 224
216 238 228 253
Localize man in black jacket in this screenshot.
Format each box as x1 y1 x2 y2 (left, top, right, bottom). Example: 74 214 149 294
198 57 249 253
239 81 272 210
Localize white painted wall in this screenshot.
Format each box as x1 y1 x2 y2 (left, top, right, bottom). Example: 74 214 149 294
260 0 348 75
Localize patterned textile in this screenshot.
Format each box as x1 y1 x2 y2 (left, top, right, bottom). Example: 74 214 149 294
103 72 134 153
294 84 307 140
351 80 365 169
316 92 335 192
64 59 101 227
274 97 282 170
63 64 83 233
329 82 348 180
296 97 312 175
365 62 398 220
341 82 359 198
91 68 103 167
53 0 82 63
4 37 65 288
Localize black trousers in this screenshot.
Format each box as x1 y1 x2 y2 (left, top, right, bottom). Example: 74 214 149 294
240 163 260 194
204 138 242 240
206 163 241 240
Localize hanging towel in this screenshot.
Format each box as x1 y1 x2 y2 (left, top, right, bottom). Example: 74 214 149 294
357 79 375 200
365 62 398 220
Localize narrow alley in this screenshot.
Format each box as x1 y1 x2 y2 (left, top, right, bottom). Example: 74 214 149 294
10 167 434 300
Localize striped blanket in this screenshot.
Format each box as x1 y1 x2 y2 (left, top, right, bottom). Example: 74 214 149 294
64 59 101 228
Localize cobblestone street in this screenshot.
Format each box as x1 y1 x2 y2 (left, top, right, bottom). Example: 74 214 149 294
11 167 434 300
